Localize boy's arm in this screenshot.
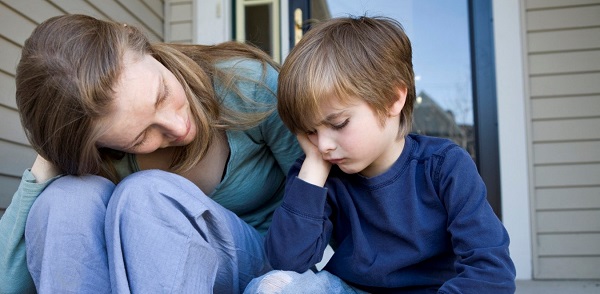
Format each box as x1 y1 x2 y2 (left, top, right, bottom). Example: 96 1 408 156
264 157 333 273
0 155 61 294
436 147 516 293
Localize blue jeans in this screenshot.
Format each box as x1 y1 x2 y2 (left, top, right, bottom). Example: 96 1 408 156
244 270 369 294
25 170 271 293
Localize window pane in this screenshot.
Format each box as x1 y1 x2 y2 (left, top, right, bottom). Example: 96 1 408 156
245 4 272 56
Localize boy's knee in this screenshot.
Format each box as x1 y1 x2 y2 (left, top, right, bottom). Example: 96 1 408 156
245 270 298 294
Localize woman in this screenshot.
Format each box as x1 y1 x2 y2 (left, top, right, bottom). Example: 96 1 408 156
0 14 302 293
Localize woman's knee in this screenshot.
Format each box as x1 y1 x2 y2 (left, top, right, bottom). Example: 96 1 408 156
109 169 208 218
27 174 115 228
119 169 195 192
25 175 115 289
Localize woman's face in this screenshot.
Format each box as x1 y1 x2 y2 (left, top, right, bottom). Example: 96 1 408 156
96 51 196 154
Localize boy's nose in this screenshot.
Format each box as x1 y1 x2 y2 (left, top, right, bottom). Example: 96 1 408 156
317 135 336 154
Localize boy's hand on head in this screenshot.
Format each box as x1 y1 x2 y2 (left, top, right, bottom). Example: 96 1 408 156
296 133 331 187
296 133 321 159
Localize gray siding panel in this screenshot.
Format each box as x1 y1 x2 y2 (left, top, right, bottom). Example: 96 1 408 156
527 0 600 9
534 163 600 187
0 106 28 145
47 0 106 19
537 210 600 233
1 0 63 23
531 95 600 120
525 2 600 279
0 37 21 76
537 257 600 279
532 118 600 142
0 71 16 109
0 3 38 46
170 2 192 22
0 176 21 217
530 72 600 97
533 141 600 164
538 234 600 256
526 5 600 31
536 187 600 210
529 51 600 75
164 0 193 43
170 22 193 43
528 27 600 53
0 141 36 178
145 0 164 16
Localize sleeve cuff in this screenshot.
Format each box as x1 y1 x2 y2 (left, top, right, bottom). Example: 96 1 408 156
282 176 328 219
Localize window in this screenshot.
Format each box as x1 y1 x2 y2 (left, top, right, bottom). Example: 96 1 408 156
236 0 281 62
325 0 501 217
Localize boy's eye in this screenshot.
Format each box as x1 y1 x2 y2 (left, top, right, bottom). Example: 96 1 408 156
332 119 349 130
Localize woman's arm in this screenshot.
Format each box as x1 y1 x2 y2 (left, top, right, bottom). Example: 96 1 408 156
255 63 304 174
30 155 61 183
0 155 61 293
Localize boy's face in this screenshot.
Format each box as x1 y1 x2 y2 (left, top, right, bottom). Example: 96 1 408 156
306 95 405 178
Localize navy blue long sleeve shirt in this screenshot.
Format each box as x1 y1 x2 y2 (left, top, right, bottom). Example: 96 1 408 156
265 134 516 293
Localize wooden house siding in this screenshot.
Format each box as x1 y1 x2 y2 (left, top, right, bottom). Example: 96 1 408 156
524 0 600 279
164 0 193 43
0 0 164 218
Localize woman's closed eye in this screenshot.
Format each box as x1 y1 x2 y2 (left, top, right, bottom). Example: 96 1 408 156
129 130 149 150
156 80 170 107
129 79 168 150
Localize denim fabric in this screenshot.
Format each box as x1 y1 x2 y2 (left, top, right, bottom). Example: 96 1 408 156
244 270 368 294
25 174 114 293
25 170 271 293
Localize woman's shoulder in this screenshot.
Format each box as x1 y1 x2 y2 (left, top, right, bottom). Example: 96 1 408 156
216 58 277 81
216 58 278 106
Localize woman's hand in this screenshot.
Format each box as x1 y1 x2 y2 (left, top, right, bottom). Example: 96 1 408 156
30 154 61 183
296 133 331 187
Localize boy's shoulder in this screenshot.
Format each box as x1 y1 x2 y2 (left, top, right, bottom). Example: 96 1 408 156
407 133 463 159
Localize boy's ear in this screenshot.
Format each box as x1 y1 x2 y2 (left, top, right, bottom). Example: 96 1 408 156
389 86 407 116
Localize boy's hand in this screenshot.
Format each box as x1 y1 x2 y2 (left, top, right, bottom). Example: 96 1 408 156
296 133 331 187
31 154 61 183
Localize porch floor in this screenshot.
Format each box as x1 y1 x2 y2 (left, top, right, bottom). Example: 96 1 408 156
516 280 600 294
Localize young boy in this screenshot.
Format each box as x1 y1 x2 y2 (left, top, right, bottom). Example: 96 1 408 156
246 16 516 293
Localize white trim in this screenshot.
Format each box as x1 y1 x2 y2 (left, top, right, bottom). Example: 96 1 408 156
493 0 533 280
195 0 231 44
280 0 289 61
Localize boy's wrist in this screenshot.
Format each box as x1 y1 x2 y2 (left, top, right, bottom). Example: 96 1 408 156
298 157 331 187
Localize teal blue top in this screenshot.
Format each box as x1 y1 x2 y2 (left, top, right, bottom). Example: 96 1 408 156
0 59 302 293
0 170 62 293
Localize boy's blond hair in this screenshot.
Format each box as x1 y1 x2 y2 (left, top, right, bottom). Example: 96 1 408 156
278 16 415 136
